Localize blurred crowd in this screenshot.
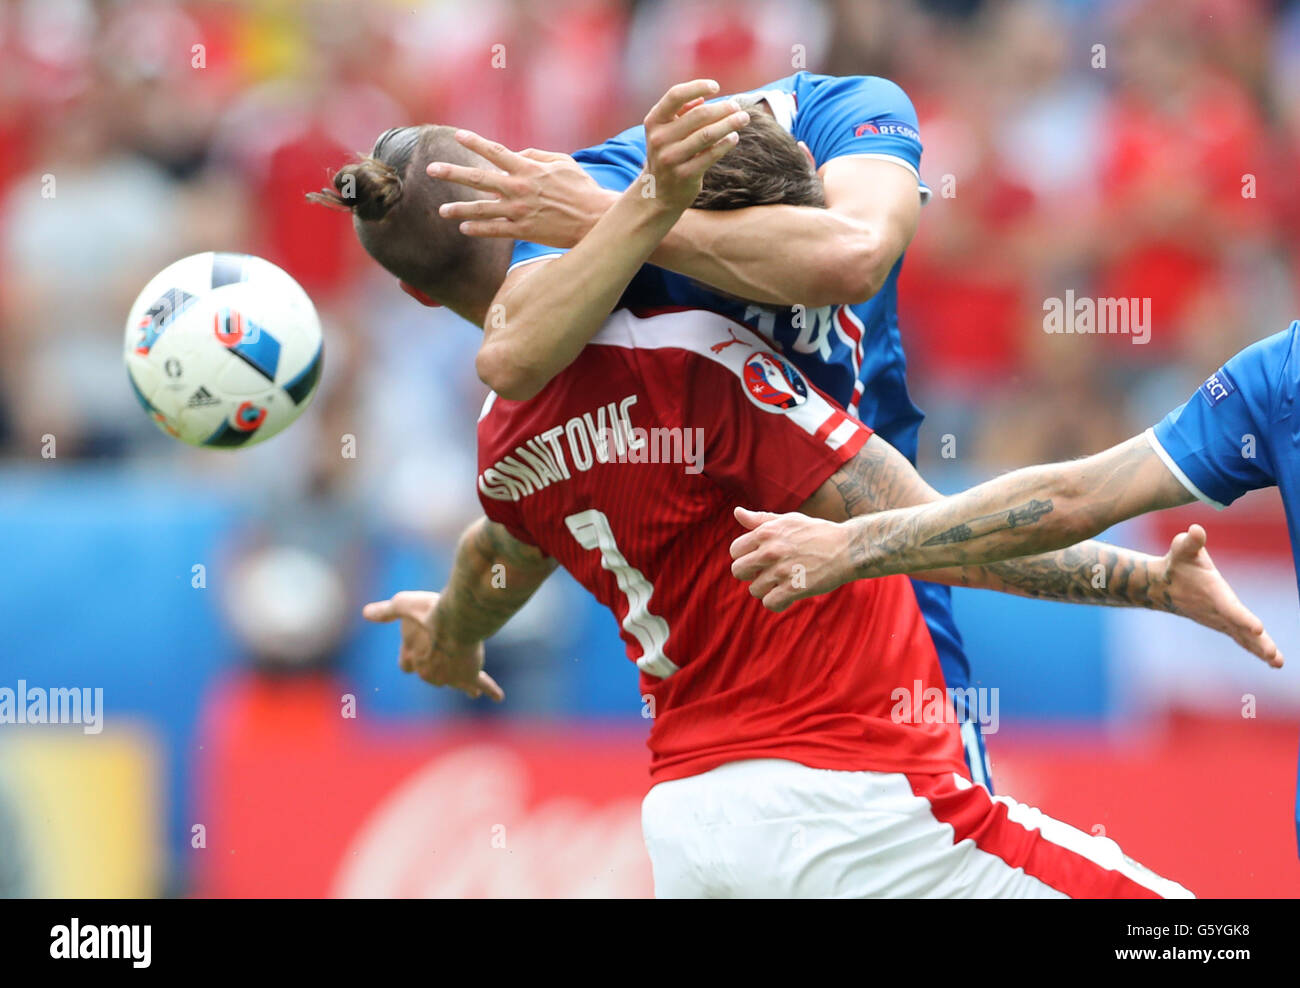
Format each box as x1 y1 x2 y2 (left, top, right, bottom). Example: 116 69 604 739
3 0 1300 515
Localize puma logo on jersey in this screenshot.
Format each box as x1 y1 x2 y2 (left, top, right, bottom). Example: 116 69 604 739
711 326 752 353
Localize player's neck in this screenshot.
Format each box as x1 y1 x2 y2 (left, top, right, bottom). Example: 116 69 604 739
433 242 512 330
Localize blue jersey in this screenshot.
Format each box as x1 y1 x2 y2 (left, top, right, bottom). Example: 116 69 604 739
511 72 931 435
509 72 991 784
1148 319 1300 849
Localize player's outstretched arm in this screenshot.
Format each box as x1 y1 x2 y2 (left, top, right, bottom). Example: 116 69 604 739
363 518 557 698
451 81 750 400
809 436 1191 577
729 434 1281 665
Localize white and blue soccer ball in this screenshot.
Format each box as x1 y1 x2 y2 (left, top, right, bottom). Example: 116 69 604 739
123 252 324 448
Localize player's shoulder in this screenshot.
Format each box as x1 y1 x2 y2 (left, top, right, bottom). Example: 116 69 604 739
592 307 819 414
1219 319 1300 413
591 306 760 364
1260 318 1300 372
738 72 912 111
779 72 914 110
573 123 647 163
749 70 899 91
475 326 645 433
769 72 920 149
565 124 649 197
478 305 819 434
475 378 567 468
476 390 512 453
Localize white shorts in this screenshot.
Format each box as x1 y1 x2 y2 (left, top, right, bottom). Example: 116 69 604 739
641 758 1193 899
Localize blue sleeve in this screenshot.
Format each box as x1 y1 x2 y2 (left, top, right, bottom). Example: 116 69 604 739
1149 325 1296 507
792 75 926 191
508 130 646 272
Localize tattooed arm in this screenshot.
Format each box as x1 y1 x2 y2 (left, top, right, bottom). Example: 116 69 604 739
439 518 557 642
363 518 557 697
803 435 1191 580
790 434 1191 600
730 434 1280 663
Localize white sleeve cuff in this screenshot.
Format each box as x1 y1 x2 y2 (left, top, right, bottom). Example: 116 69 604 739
1144 427 1227 510
825 152 931 204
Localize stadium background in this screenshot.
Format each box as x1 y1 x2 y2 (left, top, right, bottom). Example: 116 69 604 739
2 0 1300 897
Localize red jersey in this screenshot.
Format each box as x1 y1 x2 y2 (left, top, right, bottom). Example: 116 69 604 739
477 308 965 783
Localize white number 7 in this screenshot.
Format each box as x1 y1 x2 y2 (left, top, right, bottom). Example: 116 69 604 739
565 509 677 678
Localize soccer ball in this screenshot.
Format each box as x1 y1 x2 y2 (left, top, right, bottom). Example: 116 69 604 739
123 252 324 448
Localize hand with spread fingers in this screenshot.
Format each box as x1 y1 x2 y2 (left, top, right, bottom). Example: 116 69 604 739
640 79 751 212
1154 524 1282 668
362 590 505 701
427 78 750 243
430 136 612 247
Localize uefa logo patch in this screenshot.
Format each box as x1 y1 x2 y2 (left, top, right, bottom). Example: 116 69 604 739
853 117 921 141
1199 369 1236 408
742 352 808 411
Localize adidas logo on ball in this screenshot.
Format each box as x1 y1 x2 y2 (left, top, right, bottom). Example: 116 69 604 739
186 386 221 407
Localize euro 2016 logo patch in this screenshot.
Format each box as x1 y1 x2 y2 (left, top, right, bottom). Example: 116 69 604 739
742 352 809 411
1199 369 1236 408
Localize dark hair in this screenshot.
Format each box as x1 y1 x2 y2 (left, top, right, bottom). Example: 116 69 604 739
307 127 422 221
693 110 824 211
307 125 485 293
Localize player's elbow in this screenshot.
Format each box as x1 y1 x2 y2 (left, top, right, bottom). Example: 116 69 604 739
819 234 891 305
476 343 546 402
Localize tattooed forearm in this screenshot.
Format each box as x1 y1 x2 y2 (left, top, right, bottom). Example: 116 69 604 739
800 433 1193 614
841 437 1177 581
949 541 1175 612
921 499 1054 546
838 456 1109 581
842 485 1078 582
436 519 556 647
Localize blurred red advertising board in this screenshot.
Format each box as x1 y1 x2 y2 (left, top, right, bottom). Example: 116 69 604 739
193 675 653 898
193 675 1299 898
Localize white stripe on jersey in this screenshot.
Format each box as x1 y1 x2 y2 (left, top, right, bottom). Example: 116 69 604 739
832 306 867 378
591 308 857 449
825 419 859 451
958 775 1193 899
